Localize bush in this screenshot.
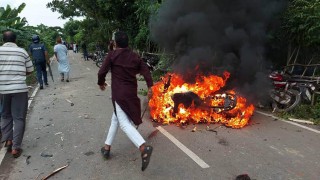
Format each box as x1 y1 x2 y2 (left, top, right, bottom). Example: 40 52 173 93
26 71 37 86
278 100 320 124
138 88 148 96
151 53 174 82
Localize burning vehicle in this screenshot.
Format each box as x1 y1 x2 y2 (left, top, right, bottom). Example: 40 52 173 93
149 71 254 128
147 0 287 129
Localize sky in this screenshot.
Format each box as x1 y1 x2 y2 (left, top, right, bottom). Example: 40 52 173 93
0 0 80 27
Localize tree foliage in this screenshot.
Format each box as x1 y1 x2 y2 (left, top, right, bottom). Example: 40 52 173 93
281 0 320 47
47 0 161 52
0 3 32 47
0 3 63 56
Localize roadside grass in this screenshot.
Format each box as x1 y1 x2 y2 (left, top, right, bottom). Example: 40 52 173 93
26 71 37 86
277 100 320 125
138 88 148 96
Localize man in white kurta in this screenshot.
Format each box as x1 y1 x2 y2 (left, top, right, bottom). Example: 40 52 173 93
54 37 70 82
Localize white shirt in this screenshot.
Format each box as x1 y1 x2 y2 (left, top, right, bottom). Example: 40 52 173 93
0 42 34 94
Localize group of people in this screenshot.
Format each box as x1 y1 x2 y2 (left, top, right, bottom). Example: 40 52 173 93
0 31 71 158
29 35 71 88
0 30 154 171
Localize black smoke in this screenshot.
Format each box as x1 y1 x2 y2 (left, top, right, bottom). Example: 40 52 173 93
150 0 287 103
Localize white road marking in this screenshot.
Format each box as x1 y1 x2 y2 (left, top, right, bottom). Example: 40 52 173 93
28 86 39 109
256 110 320 134
156 126 210 168
0 146 6 166
0 86 40 165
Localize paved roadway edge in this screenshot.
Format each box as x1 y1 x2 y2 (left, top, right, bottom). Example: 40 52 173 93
256 110 320 134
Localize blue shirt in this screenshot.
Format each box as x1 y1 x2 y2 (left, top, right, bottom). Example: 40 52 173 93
29 43 47 63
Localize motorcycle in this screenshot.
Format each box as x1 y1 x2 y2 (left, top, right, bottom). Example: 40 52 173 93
293 79 317 103
269 70 301 112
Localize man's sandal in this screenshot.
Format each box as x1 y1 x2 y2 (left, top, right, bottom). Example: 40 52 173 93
141 145 153 171
12 148 23 158
100 147 110 159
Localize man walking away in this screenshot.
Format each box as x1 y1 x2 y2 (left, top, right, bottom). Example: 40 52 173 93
82 42 89 61
98 31 154 171
54 37 71 82
29 35 49 89
0 31 34 158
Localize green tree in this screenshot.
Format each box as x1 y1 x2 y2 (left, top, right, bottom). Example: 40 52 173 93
0 3 33 47
63 20 81 43
281 0 320 47
277 0 320 65
134 0 161 51
47 0 161 51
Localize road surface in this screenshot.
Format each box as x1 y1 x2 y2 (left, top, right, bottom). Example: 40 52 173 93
0 51 319 180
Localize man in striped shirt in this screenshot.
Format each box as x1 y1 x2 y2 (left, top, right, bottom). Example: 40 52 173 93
0 31 34 158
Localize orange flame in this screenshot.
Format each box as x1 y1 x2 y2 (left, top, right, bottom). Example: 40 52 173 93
149 72 254 128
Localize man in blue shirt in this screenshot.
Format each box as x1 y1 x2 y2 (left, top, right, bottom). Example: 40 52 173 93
29 35 49 89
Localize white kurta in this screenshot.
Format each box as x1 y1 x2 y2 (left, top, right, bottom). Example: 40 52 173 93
54 44 70 73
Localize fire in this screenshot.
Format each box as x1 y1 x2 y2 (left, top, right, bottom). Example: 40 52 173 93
148 72 255 128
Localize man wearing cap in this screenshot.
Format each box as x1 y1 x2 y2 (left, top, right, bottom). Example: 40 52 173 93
29 35 50 89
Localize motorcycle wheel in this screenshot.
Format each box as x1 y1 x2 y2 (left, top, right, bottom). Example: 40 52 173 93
272 89 301 112
96 61 102 68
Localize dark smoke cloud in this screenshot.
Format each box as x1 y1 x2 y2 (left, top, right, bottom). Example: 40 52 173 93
150 0 287 103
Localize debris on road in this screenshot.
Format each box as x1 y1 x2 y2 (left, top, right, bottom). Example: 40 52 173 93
40 152 53 158
25 155 31 165
84 151 94 156
206 125 219 135
218 138 229 146
65 99 74 106
191 126 197 132
41 164 69 180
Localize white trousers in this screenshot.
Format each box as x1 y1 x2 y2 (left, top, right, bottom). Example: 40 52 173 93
104 102 145 148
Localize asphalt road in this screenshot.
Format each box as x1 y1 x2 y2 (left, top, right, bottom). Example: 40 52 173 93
0 51 319 180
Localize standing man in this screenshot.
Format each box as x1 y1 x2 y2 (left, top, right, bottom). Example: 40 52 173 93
29 35 49 89
54 36 70 82
81 42 89 61
0 31 34 158
73 43 77 53
98 31 154 171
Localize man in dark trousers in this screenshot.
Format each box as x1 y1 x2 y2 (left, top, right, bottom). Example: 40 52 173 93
0 31 34 158
29 35 49 89
81 42 89 61
98 31 154 171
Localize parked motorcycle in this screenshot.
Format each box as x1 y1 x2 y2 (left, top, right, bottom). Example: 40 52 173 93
269 70 301 112
292 79 317 103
